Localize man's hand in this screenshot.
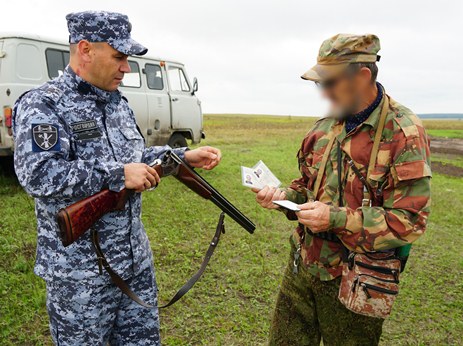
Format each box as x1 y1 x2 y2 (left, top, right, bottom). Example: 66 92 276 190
124 163 160 192
253 186 286 209
296 201 330 233
184 146 222 170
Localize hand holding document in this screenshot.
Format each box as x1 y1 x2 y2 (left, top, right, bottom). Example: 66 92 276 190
241 160 281 190
272 200 301 212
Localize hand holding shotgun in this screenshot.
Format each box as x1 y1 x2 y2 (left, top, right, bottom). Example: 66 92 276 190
57 147 255 247
124 146 221 192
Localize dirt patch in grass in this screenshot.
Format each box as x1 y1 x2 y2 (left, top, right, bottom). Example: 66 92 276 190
430 137 463 156
430 137 463 177
432 161 463 177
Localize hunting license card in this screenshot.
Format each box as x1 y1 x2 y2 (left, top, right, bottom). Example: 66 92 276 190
241 160 281 189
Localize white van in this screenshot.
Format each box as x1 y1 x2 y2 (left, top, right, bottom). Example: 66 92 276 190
0 33 205 157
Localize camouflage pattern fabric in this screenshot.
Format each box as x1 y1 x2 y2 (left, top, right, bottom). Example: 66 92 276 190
317 33 380 64
47 263 159 345
302 33 381 82
338 252 401 319
269 245 384 346
283 91 432 281
66 11 147 56
13 66 186 344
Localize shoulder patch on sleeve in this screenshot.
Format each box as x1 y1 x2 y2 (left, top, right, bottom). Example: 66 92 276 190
32 124 60 152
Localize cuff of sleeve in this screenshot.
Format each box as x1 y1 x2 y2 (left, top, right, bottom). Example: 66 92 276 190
172 147 188 160
106 162 125 192
329 206 347 231
281 209 298 220
283 188 307 204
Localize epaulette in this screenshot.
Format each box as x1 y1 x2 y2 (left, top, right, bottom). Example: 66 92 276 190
41 83 65 106
390 99 421 139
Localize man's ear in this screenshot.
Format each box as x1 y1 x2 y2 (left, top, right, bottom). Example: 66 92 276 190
359 67 373 86
77 40 93 63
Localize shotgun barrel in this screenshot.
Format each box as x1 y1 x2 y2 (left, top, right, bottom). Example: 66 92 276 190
162 151 255 234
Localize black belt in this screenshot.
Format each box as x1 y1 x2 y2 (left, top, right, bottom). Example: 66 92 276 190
91 212 226 309
299 223 341 243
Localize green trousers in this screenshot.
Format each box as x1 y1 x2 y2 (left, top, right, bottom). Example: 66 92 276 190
269 248 384 346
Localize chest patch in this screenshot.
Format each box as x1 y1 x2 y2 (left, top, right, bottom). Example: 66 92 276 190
70 120 102 140
32 124 60 152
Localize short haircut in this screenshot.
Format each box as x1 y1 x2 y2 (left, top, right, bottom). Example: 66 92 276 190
348 62 378 84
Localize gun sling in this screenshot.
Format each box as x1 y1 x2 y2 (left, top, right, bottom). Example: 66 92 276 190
91 212 226 309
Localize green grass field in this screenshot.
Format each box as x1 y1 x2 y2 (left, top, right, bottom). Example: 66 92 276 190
1 115 462 345
427 129 463 139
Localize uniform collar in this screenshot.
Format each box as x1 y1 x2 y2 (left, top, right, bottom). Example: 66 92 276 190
336 84 387 142
345 82 383 132
363 84 387 129
64 66 121 104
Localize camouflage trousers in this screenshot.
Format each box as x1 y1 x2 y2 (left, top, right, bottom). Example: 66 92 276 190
269 247 384 346
46 263 160 345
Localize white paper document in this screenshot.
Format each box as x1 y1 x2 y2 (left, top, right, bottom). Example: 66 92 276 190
272 200 301 212
241 160 281 189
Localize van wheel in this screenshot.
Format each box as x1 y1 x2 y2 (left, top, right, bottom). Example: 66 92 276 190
168 133 188 148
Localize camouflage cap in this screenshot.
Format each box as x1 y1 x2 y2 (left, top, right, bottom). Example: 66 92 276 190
66 11 148 56
301 34 380 82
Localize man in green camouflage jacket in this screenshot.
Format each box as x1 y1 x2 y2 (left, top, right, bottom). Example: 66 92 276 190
254 34 431 345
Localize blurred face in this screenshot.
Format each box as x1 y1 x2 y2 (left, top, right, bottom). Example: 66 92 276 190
74 42 131 91
317 67 372 119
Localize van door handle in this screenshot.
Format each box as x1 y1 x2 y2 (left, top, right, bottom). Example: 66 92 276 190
171 97 179 102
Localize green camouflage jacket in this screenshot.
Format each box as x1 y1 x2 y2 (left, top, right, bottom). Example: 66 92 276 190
284 94 432 280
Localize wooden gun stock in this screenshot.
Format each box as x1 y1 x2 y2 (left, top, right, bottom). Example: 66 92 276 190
57 189 132 247
57 164 164 247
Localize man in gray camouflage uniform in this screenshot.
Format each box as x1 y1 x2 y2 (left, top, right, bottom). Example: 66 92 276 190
13 11 222 345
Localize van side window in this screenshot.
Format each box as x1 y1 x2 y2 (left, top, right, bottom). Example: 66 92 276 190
17 44 42 80
45 49 70 78
145 64 164 90
167 66 190 92
121 61 141 88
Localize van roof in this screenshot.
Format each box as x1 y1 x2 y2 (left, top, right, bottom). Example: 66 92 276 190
0 31 183 65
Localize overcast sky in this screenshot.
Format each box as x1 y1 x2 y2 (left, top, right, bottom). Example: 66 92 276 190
2 0 462 115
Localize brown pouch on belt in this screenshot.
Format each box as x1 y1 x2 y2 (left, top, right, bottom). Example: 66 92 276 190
338 251 401 319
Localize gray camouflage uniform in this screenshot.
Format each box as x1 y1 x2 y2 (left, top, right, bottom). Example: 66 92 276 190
13 11 184 345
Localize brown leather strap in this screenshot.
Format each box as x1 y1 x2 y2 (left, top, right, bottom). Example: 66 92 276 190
159 212 225 308
91 212 226 309
367 95 390 180
92 230 155 308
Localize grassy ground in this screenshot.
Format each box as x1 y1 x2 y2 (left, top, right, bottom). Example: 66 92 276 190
0 116 462 345
427 129 463 138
